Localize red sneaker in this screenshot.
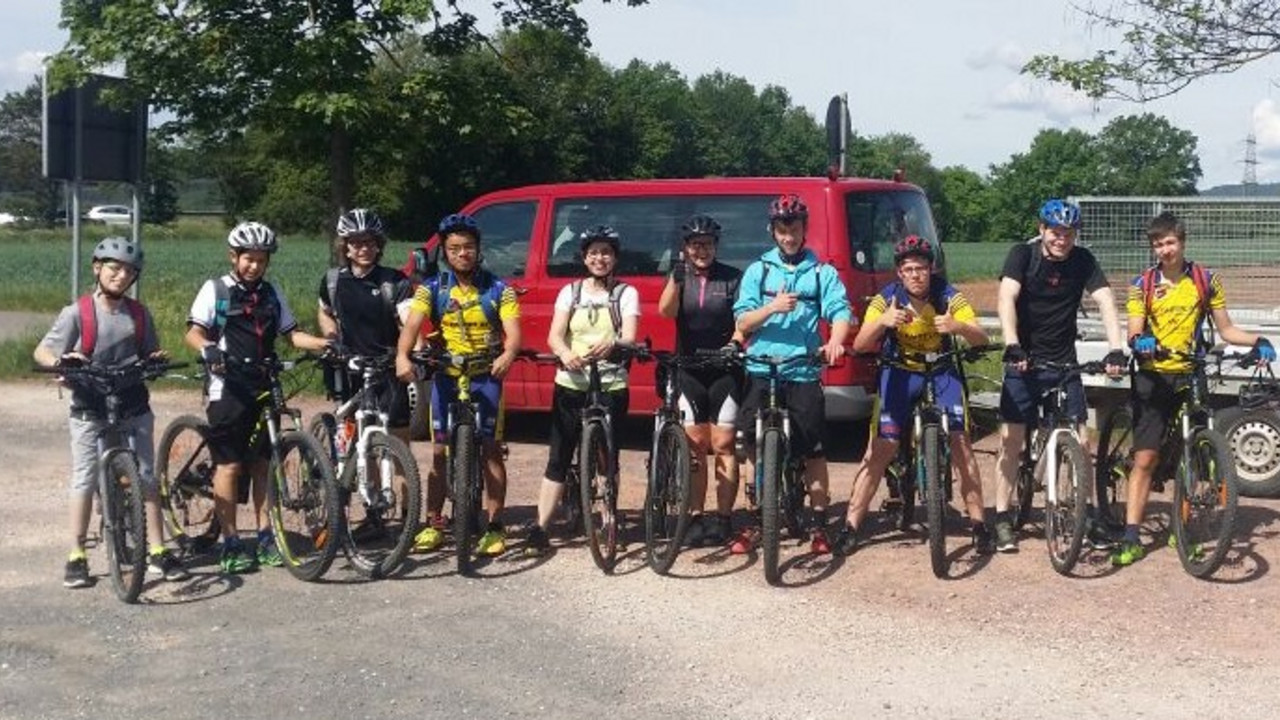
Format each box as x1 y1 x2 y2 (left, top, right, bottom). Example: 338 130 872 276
729 527 759 555
810 528 832 555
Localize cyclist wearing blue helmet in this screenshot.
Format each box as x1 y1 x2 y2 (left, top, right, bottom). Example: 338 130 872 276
396 212 522 557
992 199 1127 553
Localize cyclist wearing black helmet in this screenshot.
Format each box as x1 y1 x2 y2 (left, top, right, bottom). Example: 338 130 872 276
318 208 414 439
525 224 640 555
993 199 1126 553
835 235 994 556
396 212 522 557
730 193 853 556
35 237 190 587
657 214 745 547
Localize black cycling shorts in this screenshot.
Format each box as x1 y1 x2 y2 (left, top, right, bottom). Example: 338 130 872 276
678 367 743 426
1132 370 1191 452
544 384 629 484
736 378 826 459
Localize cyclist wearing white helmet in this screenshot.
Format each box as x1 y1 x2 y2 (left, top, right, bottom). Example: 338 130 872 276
34 236 190 587
993 199 1126 553
318 208 414 438
184 221 331 574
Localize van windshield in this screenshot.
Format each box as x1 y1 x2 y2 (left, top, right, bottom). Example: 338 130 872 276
547 196 778 277
845 190 938 272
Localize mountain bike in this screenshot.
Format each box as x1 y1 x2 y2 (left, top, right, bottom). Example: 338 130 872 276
742 350 825 586
1006 359 1103 575
36 358 185 603
410 347 504 575
158 355 340 581
880 344 1000 578
635 346 741 575
1095 349 1248 578
310 352 422 579
522 346 639 574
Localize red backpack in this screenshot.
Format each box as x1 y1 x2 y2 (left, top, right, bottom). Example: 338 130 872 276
1139 261 1212 319
77 294 147 358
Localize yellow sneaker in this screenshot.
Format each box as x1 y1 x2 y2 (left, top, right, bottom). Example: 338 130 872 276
413 526 444 553
476 526 507 557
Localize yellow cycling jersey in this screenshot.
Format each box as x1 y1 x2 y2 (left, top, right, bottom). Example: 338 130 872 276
864 284 976 372
408 281 519 357
1126 267 1225 373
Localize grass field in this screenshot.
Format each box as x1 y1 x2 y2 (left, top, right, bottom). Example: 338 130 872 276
0 219 425 374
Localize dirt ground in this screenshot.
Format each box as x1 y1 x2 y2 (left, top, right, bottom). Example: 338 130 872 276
4 374 1280 719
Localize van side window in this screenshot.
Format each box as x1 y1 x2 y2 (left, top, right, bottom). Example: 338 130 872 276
845 191 939 272
546 195 776 277
472 201 537 278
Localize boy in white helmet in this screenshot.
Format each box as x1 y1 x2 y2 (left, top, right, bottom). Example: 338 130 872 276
185 222 330 574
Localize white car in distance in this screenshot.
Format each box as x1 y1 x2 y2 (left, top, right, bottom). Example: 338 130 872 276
85 205 132 225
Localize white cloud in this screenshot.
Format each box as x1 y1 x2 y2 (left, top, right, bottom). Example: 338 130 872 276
0 50 49 91
967 41 1028 72
990 78 1097 123
1252 99 1280 158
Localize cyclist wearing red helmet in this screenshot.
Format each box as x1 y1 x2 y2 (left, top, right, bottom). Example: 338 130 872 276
993 199 1126 553
730 193 853 555
835 235 994 555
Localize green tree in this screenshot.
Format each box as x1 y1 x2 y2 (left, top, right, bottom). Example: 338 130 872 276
988 128 1100 241
1023 1 1280 100
52 0 648 228
936 166 994 243
0 80 62 224
1093 113 1201 195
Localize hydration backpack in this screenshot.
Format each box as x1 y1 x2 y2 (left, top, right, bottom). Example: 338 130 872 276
77 294 147 357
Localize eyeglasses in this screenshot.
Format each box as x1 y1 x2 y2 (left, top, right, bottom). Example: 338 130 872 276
899 266 931 276
100 261 137 276
347 237 379 248
445 245 477 256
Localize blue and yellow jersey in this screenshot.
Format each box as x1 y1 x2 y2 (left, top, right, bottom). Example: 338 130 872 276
864 281 976 372
408 281 519 357
1127 265 1224 374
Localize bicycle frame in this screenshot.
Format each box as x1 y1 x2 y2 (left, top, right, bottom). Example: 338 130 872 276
329 355 398 507
1020 361 1103 507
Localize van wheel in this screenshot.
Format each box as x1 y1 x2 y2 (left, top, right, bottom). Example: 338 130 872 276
407 379 430 442
1218 405 1280 497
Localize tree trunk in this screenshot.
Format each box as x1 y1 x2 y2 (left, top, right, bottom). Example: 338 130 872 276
329 125 354 266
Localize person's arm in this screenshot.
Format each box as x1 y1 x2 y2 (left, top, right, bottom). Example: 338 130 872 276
657 274 680 319
288 329 330 352
943 297 989 347
317 301 338 339
396 286 431 381
490 289 523 379
547 285 583 370
997 277 1021 348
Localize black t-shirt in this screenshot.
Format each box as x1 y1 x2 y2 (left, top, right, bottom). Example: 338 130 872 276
318 265 413 356
676 261 742 354
1000 241 1108 364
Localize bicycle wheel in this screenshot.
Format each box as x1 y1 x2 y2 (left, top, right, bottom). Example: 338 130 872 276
921 424 949 579
1045 433 1090 575
580 420 618 573
1094 406 1134 533
307 412 339 466
1012 459 1036 531
339 433 422 579
451 423 481 575
644 420 692 575
1217 405 1280 498
760 427 785 586
103 452 147 603
268 431 341 582
560 466 585 537
1172 428 1238 578
156 414 220 554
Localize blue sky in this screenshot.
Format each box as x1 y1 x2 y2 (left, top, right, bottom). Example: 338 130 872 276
6 0 1280 189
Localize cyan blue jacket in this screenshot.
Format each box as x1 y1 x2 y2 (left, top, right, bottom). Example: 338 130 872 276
733 247 852 381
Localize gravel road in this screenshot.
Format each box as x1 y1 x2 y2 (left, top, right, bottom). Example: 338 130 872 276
3 380 1280 720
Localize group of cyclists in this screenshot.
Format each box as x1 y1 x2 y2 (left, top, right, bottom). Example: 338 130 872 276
36 192 1277 588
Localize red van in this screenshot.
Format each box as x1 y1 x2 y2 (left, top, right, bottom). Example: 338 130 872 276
409 176 941 423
